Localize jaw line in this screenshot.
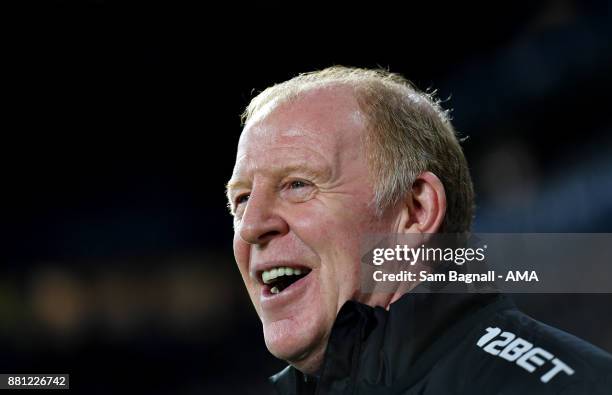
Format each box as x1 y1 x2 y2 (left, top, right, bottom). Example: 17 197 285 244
286 329 330 375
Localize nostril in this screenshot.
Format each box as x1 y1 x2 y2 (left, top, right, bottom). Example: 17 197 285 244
239 208 289 245
258 230 281 243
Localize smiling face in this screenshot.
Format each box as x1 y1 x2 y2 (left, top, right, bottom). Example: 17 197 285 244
227 86 399 373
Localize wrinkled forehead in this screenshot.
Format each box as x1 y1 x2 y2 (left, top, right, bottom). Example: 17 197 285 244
237 86 368 160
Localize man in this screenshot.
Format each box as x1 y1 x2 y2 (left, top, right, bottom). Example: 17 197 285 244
226 67 612 394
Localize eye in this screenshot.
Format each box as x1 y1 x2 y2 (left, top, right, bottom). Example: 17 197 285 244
280 179 315 203
235 193 250 205
289 180 308 189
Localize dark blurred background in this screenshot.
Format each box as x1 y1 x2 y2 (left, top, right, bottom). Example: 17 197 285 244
1 1 611 394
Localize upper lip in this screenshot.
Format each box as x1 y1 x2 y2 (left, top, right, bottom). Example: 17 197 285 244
250 261 313 285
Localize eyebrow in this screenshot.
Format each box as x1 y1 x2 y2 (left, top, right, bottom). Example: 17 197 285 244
225 179 250 193
225 163 331 197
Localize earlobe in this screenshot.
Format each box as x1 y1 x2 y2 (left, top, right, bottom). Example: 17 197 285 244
397 171 447 234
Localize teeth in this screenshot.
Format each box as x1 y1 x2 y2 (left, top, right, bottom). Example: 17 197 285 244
271 286 279 294
262 266 307 285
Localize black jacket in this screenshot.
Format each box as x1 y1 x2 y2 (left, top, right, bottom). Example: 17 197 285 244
270 293 612 394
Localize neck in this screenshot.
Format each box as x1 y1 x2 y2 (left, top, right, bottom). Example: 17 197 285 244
289 336 328 376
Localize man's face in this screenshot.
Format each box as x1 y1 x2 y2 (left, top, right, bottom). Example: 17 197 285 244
228 87 396 370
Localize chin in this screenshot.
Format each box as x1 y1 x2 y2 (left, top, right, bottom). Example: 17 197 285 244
263 314 327 369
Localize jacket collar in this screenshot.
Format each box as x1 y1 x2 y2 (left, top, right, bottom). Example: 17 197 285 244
270 292 513 394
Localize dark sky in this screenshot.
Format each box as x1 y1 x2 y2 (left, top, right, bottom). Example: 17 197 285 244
3 1 611 265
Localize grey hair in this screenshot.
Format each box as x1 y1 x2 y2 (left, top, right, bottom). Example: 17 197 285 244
242 66 474 233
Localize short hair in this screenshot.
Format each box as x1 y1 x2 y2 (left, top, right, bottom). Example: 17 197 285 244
242 66 474 233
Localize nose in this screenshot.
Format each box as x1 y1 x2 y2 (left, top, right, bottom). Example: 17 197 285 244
238 187 289 246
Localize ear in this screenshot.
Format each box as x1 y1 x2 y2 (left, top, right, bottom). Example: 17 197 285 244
396 171 447 234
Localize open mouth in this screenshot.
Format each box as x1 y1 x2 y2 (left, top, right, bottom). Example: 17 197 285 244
261 266 311 294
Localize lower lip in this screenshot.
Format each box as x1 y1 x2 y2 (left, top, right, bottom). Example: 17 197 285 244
260 271 313 310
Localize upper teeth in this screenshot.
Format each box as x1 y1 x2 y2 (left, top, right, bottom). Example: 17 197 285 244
262 266 303 284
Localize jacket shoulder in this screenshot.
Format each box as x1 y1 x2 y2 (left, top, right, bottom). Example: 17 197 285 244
435 305 612 394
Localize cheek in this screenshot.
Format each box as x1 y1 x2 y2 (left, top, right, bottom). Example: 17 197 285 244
304 208 368 285
233 233 263 314
296 200 375 258
233 233 251 278
325 208 382 276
